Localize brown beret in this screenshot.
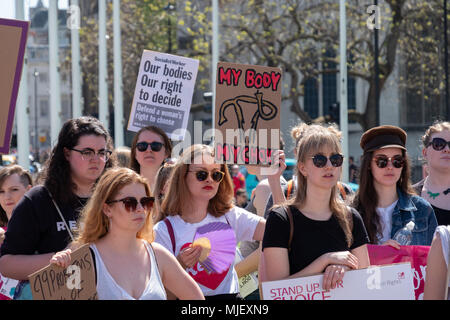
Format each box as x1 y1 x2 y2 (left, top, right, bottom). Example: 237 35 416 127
360 125 407 153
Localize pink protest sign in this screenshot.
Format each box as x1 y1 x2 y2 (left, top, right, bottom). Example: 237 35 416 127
0 18 29 154
368 244 430 300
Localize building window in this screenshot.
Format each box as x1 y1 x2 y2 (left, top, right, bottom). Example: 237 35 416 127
304 78 318 119
40 99 48 117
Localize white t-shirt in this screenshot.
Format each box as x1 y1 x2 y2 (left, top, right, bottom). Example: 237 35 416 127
153 206 262 297
376 200 398 244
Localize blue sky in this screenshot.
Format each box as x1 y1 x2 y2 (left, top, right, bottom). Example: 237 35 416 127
0 0 68 20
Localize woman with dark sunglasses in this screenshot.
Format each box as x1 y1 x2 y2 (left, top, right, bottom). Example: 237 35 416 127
352 125 437 248
130 126 172 193
262 125 370 292
413 121 450 226
49 167 203 300
153 144 265 300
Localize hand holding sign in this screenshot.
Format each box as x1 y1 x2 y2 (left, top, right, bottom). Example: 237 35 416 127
28 244 97 300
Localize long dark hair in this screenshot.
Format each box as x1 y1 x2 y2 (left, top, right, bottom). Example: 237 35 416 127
352 149 416 243
40 116 116 205
129 126 172 173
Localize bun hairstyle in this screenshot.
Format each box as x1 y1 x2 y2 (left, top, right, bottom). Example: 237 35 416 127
289 124 353 247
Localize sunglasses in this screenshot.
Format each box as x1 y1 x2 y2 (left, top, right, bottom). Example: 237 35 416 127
106 196 155 212
310 154 344 168
373 155 405 169
136 141 164 152
427 137 450 151
188 170 225 183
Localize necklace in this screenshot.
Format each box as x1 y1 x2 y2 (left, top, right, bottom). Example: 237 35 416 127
424 178 450 199
426 187 450 199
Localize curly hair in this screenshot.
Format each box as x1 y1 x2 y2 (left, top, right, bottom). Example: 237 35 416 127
39 117 116 205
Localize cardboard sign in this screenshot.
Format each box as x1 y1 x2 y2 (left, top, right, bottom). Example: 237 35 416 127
28 244 97 300
261 263 415 300
127 50 199 141
214 62 282 166
234 249 258 298
368 244 430 300
0 18 29 154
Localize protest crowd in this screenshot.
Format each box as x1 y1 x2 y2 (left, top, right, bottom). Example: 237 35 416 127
0 114 448 301
0 5 449 302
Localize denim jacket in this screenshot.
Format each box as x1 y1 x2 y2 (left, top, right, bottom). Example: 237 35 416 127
390 188 438 246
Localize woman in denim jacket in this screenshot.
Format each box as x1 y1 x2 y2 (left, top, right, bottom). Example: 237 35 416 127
352 125 437 247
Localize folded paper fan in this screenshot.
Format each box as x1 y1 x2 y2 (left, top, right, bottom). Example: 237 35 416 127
192 222 236 274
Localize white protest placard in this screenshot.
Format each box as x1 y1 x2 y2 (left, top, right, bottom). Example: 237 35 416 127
127 50 199 141
262 263 415 300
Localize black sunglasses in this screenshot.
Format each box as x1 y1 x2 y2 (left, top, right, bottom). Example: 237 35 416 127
106 196 155 212
188 170 225 183
373 155 405 169
427 137 450 151
311 154 344 168
136 141 164 152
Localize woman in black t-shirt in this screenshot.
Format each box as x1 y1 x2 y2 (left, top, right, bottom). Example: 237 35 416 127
0 117 116 290
262 125 370 291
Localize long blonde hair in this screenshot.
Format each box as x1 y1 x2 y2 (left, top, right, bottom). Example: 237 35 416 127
287 124 353 247
159 144 234 222
74 167 154 245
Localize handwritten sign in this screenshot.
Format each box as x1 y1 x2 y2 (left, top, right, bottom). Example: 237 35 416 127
0 18 29 154
261 263 415 300
28 244 97 300
127 50 199 141
214 62 282 166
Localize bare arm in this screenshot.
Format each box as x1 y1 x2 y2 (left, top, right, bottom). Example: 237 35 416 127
424 233 448 300
153 243 204 300
267 150 287 206
0 253 55 280
235 245 260 278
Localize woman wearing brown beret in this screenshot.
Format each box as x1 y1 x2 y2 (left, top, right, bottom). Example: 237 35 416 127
352 125 437 247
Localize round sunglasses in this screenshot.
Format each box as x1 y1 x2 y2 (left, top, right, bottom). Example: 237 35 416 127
136 141 164 152
188 170 225 183
373 155 405 169
106 196 155 212
427 137 450 151
310 154 344 168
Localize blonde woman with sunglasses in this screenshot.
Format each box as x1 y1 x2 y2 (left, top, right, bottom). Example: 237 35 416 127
50 167 203 300
352 125 437 248
153 144 265 300
262 125 370 291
